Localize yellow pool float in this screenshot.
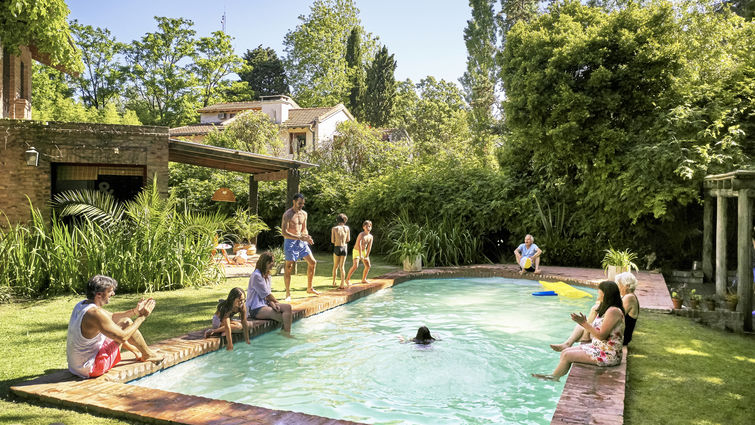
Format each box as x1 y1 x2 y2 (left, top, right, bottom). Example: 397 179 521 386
539 281 593 298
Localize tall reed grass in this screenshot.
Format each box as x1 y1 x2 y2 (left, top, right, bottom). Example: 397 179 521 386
0 185 228 301
385 211 489 267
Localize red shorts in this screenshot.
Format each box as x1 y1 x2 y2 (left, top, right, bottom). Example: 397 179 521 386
89 339 121 377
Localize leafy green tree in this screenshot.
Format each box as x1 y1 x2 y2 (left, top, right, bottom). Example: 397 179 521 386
460 0 499 158
0 0 82 73
32 63 140 124
728 0 755 20
69 20 125 109
193 31 243 107
364 46 397 127
391 77 472 159
237 45 289 98
498 0 539 35
345 27 366 121
204 110 284 156
283 0 375 107
123 16 197 127
499 0 752 267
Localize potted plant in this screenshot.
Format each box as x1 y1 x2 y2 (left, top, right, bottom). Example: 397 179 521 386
689 289 702 310
395 240 424 272
601 248 639 281
270 247 285 275
671 285 685 309
726 292 739 311
704 294 717 311
231 208 269 255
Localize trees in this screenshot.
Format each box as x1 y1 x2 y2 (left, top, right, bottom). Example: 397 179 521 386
363 46 397 127
193 31 243 108
123 17 197 127
283 0 375 107
237 45 289 98
345 27 366 121
204 110 284 156
69 21 125 109
392 77 472 159
460 0 499 158
0 0 82 73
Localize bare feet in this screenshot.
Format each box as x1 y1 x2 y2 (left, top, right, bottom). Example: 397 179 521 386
307 289 320 296
338 285 346 290
532 373 559 381
140 350 165 364
204 329 215 338
534 269 542 275
519 269 525 275
284 295 291 302
361 279 371 284
331 280 336 287
550 343 569 352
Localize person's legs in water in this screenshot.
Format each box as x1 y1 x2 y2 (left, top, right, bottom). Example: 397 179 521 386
550 324 590 352
254 304 293 335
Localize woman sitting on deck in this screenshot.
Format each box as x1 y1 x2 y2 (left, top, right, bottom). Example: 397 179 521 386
534 281 625 381
246 252 294 336
550 272 639 351
205 287 250 351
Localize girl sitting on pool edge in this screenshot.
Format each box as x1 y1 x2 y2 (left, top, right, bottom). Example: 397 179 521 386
205 287 250 351
399 326 437 344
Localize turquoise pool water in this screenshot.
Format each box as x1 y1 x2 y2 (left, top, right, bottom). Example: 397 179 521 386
132 278 596 424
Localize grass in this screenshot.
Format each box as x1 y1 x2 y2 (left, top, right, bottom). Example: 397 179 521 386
0 252 397 425
624 312 755 425
1 258 753 425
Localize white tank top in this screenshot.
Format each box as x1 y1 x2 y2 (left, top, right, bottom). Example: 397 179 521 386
66 300 106 378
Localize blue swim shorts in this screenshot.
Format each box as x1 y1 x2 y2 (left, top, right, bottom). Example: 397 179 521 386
284 239 313 262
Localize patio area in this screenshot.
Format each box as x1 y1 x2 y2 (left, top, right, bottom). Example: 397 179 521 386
11 265 672 425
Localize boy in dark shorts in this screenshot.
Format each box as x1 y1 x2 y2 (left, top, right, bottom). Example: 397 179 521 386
331 213 351 289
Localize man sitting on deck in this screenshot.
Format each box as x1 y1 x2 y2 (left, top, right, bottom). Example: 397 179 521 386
66 275 163 378
514 234 542 275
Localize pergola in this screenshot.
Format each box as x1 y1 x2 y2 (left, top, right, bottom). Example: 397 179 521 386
702 170 754 331
168 138 316 217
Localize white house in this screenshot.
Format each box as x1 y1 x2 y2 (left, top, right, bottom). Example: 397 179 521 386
170 95 355 158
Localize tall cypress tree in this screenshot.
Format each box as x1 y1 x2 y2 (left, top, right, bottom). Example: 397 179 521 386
345 27 366 120
364 46 396 127
460 0 498 157
238 45 289 98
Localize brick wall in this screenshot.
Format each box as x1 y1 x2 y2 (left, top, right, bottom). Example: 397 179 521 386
0 120 169 226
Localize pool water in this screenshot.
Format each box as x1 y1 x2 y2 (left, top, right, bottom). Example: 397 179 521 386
132 278 596 424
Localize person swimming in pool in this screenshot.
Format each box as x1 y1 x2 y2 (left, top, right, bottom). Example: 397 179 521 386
399 326 437 345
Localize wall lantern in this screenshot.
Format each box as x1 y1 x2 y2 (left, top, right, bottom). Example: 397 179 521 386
25 147 39 167
211 187 236 202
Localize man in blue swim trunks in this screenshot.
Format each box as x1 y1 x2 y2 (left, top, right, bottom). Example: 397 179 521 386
514 234 542 275
281 193 318 301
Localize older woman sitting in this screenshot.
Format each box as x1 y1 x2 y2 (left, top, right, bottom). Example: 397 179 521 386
550 272 639 351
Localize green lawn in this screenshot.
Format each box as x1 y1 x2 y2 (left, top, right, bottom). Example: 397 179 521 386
1 257 753 425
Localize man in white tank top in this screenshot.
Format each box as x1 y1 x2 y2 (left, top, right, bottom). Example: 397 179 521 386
66 275 163 378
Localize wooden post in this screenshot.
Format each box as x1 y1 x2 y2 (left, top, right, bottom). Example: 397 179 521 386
286 169 300 207
249 176 259 246
715 196 728 297
702 195 714 283
737 190 752 331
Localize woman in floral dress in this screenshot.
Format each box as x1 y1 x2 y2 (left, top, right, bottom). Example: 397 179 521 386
533 280 625 381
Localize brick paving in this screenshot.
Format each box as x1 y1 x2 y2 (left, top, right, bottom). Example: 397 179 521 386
11 264 671 424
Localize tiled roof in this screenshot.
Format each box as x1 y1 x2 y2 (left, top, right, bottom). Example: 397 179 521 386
169 123 224 136
196 101 264 113
282 104 352 128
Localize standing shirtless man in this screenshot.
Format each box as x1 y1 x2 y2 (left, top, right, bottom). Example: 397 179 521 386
281 193 318 301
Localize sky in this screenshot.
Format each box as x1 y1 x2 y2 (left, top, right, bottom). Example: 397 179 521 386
66 0 472 86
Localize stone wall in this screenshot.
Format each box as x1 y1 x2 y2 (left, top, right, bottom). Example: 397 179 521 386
0 120 169 226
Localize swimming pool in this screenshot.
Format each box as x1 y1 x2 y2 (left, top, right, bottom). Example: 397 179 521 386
132 277 596 424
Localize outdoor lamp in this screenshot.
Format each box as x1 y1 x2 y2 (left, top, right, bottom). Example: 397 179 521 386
211 187 236 202
25 147 39 167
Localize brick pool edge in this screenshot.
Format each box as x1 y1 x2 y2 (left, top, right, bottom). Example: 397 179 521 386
11 264 672 424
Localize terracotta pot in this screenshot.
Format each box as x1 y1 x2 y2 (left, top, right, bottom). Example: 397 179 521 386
727 300 738 311
672 298 683 309
690 299 700 310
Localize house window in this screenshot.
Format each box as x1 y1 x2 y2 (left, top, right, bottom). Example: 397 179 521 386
289 132 307 154
218 112 226 119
